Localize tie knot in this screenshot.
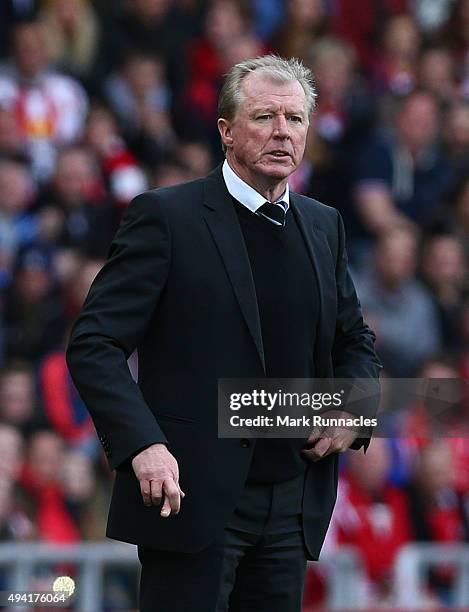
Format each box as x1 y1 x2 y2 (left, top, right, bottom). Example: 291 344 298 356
257 201 287 227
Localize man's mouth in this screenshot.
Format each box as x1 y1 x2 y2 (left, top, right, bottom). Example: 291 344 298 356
267 151 291 158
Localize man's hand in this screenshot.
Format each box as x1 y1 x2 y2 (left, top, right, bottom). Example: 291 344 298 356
131 443 185 517
301 410 359 462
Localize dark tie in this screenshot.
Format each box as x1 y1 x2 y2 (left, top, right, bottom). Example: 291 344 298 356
257 201 287 227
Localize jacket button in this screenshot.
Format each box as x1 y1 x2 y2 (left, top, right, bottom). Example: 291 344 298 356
240 439 250 448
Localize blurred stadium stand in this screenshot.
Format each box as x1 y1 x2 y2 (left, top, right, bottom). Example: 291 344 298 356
0 0 468 609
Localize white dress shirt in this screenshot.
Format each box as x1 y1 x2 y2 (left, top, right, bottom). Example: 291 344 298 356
222 160 290 217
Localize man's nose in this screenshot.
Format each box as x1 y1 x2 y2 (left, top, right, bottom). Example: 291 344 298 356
272 115 289 138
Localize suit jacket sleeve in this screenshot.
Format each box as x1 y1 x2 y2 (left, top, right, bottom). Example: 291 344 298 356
332 209 382 450
66 192 170 470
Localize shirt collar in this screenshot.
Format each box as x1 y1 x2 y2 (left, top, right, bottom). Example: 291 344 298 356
222 160 290 213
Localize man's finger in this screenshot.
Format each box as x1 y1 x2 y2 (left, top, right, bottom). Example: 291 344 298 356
313 437 332 457
160 493 171 517
161 478 181 517
329 436 347 454
302 437 332 461
150 479 163 506
306 427 323 444
331 431 358 453
140 480 152 506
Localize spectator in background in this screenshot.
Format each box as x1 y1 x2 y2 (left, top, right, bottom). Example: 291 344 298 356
175 140 213 180
352 91 453 251
151 158 194 188
0 422 30 543
104 53 170 134
36 146 117 258
0 106 28 164
0 424 23 481
37 257 105 458
59 257 103 322
443 102 469 177
0 426 32 544
0 476 34 543
0 0 39 59
332 0 408 71
0 362 39 436
219 33 264 80
84 105 148 211
20 430 79 542
104 53 174 166
397 358 469 494
39 0 100 83
0 21 88 180
421 234 467 350
39 347 98 457
451 180 469 247
3 248 66 362
0 426 33 545
60 450 98 538
0 160 37 289
409 440 468 542
407 441 469 604
334 438 411 602
51 248 82 309
302 36 374 222
432 178 469 257
0 477 16 542
271 0 328 63
307 37 374 148
369 13 421 98
441 0 469 64
459 299 469 378
418 46 459 104
356 225 441 376
101 0 204 103
181 0 259 152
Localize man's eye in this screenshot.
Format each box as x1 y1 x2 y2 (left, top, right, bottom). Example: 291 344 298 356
289 116 303 123
257 114 272 120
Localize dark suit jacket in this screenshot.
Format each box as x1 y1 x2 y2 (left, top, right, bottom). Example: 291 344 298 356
66 165 381 560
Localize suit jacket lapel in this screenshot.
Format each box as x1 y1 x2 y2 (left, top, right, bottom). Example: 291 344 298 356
203 167 266 372
291 194 336 377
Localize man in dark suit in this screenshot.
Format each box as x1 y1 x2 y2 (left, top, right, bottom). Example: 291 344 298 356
66 55 381 612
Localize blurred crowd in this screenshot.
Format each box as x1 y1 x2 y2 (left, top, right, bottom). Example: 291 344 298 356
0 0 468 608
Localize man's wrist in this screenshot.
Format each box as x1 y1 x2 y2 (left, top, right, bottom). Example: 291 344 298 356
118 442 167 470
132 442 167 460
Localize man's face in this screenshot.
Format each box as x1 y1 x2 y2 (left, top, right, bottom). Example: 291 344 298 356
397 93 438 152
376 231 417 286
54 150 94 205
219 73 309 189
12 25 48 79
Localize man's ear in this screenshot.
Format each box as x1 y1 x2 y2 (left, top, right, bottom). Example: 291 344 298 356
217 118 233 149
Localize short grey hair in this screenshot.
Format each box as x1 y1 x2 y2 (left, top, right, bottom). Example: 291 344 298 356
218 54 317 122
